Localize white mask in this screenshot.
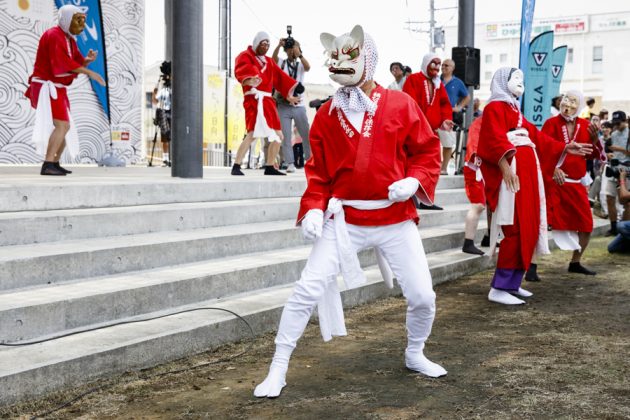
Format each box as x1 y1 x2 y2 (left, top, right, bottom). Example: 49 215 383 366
321 25 365 87
507 69 525 98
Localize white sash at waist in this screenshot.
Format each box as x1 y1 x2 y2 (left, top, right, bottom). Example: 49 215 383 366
30 78 79 159
245 88 280 141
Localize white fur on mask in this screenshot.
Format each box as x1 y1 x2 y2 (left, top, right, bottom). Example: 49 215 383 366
320 25 379 116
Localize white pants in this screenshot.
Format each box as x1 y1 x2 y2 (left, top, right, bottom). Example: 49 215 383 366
274 219 436 358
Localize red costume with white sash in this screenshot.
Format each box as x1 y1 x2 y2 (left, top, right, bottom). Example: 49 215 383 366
298 86 440 226
463 117 485 205
234 46 297 133
402 72 452 131
541 115 602 233
478 101 565 274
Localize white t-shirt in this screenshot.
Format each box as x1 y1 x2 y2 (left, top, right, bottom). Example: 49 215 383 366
277 58 306 107
156 88 171 111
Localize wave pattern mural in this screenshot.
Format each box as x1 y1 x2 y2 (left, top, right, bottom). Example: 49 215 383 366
0 0 144 164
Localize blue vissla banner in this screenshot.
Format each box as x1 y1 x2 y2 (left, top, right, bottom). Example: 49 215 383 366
518 0 536 74
55 0 109 120
549 46 567 100
523 30 554 128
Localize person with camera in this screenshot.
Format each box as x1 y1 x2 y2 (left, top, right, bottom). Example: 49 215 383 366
272 30 311 173
231 32 301 176
541 91 605 276
603 111 630 235
151 63 171 167
26 5 106 176
608 168 630 253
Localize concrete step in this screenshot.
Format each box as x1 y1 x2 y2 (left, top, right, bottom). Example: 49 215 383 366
0 203 473 291
0 247 489 406
0 170 464 212
0 222 489 342
0 189 468 247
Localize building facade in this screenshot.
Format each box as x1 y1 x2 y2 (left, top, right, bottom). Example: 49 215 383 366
444 11 630 112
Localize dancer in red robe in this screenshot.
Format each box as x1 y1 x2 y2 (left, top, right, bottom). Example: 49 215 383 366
25 4 105 176
478 67 592 305
231 32 300 176
254 25 444 399
461 116 492 255
541 90 604 275
403 53 455 178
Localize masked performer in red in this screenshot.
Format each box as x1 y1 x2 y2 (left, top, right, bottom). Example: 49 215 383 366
25 4 106 176
478 67 592 305
231 32 301 176
254 25 445 398
541 90 604 275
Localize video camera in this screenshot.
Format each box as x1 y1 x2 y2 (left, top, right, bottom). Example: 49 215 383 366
605 158 630 180
284 25 295 50
159 60 171 87
309 96 332 111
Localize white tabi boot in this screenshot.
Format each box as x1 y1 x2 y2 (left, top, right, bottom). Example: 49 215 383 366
511 287 533 298
488 288 525 305
405 351 448 378
253 365 287 398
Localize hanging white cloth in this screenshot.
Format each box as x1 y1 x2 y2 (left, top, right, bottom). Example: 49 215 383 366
31 78 79 159
245 88 280 142
488 129 550 257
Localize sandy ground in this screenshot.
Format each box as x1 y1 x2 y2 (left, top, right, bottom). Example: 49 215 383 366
3 237 630 419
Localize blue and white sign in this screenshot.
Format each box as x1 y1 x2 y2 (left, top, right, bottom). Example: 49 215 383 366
518 0 536 73
549 46 567 100
523 30 554 128
55 0 109 119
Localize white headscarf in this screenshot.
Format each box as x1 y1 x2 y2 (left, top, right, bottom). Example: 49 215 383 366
488 67 521 110
331 32 379 116
252 31 270 54
560 89 585 122
421 52 441 89
58 4 83 36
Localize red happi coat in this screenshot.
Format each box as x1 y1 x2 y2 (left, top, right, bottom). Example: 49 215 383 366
234 46 297 131
402 72 452 131
541 115 602 232
25 26 84 106
478 101 566 270
463 117 486 205
298 85 441 226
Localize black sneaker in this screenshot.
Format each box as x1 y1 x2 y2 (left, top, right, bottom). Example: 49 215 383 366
568 262 596 275
40 161 66 176
231 163 244 176
417 202 443 210
54 162 72 174
264 165 286 176
525 263 541 282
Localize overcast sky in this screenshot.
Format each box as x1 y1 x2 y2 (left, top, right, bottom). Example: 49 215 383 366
144 0 630 86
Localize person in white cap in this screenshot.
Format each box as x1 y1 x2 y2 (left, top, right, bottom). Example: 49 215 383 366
253 25 445 399
25 4 105 176
231 32 301 176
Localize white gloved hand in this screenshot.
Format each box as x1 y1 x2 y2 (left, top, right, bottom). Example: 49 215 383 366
388 177 420 202
301 209 324 241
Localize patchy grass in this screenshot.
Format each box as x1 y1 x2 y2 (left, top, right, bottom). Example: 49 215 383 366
2 237 629 419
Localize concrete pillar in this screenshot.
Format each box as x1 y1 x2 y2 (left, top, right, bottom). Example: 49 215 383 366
171 0 203 178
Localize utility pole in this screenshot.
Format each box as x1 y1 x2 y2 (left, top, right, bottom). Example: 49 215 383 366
171 0 204 178
456 0 475 173
404 1 454 52
219 0 231 166
164 0 172 61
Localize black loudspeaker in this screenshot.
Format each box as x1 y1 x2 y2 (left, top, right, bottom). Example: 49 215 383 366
452 46 480 87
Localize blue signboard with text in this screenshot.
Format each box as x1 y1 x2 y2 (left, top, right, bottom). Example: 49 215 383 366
523 30 554 128
55 0 109 120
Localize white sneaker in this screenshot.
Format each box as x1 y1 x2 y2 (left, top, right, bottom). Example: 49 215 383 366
488 288 525 305
286 163 296 173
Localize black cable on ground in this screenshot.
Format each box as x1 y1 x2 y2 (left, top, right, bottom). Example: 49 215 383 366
0 307 255 419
